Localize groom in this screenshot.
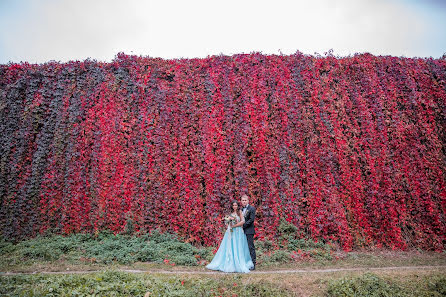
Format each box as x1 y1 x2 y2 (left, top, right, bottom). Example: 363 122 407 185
241 194 256 270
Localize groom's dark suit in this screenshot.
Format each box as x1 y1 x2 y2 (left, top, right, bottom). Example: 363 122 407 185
242 204 256 268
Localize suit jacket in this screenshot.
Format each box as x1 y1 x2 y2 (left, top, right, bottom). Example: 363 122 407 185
242 205 256 235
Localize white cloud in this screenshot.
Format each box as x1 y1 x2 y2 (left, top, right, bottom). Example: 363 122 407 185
0 0 443 63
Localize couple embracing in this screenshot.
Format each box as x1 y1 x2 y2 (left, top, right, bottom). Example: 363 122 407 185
206 194 257 273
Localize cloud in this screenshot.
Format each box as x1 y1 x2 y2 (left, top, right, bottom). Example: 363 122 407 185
0 0 444 63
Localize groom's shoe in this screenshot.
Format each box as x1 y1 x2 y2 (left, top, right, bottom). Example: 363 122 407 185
249 265 256 271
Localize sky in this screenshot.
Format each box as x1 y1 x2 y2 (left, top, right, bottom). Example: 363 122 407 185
0 0 445 64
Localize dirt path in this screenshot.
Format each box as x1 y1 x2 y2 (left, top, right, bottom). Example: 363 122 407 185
1 265 445 276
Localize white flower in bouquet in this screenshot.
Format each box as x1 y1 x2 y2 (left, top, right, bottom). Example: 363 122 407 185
224 215 236 232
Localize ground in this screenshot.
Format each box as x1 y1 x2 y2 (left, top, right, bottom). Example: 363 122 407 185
2 250 445 296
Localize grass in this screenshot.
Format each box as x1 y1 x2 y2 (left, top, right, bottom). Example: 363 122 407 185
325 271 446 297
0 270 293 297
260 269 446 297
1 268 445 296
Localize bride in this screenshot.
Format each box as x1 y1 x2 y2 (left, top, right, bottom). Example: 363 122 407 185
206 200 254 273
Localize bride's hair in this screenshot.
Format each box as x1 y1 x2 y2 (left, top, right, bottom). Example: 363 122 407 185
230 200 239 212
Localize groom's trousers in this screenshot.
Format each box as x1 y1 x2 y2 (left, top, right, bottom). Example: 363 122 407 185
246 234 256 266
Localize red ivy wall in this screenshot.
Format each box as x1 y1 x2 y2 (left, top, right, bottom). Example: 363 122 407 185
0 52 445 251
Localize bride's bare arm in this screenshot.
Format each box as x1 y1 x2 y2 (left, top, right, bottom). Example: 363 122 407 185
231 210 245 228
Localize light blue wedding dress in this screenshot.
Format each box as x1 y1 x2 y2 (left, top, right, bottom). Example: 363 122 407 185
206 213 254 273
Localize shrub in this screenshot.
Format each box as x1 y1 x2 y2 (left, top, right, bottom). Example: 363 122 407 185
277 218 298 236
1 229 206 266
256 239 275 252
261 250 292 264
288 237 330 251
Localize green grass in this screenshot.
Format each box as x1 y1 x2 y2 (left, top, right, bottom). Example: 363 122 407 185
325 272 446 297
1 270 445 297
0 270 293 297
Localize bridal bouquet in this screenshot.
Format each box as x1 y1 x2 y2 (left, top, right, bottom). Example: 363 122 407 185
224 215 236 232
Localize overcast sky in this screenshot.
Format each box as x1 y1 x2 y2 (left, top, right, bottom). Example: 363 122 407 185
0 0 445 64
